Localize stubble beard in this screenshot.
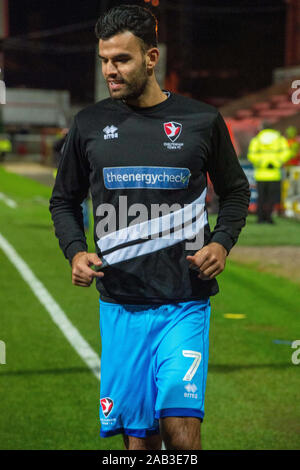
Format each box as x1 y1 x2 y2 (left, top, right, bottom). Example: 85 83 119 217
107 63 149 102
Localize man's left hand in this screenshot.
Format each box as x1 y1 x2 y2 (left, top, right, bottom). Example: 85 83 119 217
186 242 228 280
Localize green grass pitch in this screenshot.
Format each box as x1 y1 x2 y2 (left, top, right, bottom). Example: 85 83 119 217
0 166 299 449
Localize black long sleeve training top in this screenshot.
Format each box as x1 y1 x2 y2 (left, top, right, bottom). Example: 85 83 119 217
49 92 250 304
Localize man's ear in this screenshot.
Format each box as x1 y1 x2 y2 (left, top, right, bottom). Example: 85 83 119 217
146 47 160 70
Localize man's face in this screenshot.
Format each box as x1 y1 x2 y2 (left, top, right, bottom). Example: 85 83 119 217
99 31 149 101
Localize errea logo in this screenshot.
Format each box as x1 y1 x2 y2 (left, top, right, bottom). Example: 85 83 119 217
103 125 118 140
185 383 197 394
184 383 198 399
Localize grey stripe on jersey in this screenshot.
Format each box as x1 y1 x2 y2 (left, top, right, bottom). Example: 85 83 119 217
97 189 207 266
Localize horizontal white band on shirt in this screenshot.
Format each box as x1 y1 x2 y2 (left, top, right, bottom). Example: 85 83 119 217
102 209 207 266
97 189 207 265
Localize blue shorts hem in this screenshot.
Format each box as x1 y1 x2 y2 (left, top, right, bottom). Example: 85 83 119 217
100 428 124 438
100 427 160 438
155 408 204 421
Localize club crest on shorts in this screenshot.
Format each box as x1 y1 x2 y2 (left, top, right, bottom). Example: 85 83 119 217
164 122 182 142
100 397 114 417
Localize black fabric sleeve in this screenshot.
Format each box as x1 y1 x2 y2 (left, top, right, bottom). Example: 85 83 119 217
53 135 66 153
207 112 250 254
49 117 90 263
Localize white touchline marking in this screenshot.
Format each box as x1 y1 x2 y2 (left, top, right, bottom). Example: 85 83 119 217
0 234 166 447
0 193 18 209
0 232 101 381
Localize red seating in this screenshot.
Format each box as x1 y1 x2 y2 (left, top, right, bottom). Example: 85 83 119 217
258 109 297 117
235 109 254 118
252 102 270 111
270 94 288 103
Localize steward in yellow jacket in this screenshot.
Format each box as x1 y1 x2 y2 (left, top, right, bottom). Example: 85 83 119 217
0 137 12 162
247 128 291 223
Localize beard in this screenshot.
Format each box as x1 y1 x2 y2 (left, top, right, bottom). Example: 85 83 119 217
107 62 149 101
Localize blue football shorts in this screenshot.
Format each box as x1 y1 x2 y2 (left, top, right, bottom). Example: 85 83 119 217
99 297 211 438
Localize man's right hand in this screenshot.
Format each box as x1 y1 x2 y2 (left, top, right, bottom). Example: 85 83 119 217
71 251 104 287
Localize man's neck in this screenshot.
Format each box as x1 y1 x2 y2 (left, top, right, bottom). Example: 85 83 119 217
124 80 168 108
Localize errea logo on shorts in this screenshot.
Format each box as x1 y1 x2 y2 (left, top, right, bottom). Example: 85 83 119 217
103 125 118 140
184 383 198 399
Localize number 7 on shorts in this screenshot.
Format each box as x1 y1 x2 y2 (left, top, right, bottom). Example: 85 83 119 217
182 350 202 381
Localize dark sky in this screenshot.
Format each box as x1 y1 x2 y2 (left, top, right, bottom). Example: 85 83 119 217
3 0 287 104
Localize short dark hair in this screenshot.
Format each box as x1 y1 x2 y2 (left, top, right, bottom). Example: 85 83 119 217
95 4 158 51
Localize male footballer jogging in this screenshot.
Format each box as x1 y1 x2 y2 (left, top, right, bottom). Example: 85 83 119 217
49 4 250 450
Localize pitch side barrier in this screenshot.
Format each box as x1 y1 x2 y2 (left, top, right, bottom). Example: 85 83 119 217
241 161 300 218
0 78 5 104
282 166 300 219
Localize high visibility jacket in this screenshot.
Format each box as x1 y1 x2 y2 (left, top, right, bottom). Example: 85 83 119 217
0 138 12 153
247 129 291 181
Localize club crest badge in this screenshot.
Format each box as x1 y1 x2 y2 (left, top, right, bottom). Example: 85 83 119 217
100 397 114 417
164 122 182 142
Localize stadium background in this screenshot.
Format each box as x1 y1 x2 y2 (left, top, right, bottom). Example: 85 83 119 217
0 0 299 450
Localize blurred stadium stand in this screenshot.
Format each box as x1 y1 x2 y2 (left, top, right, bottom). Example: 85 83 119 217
220 79 300 219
